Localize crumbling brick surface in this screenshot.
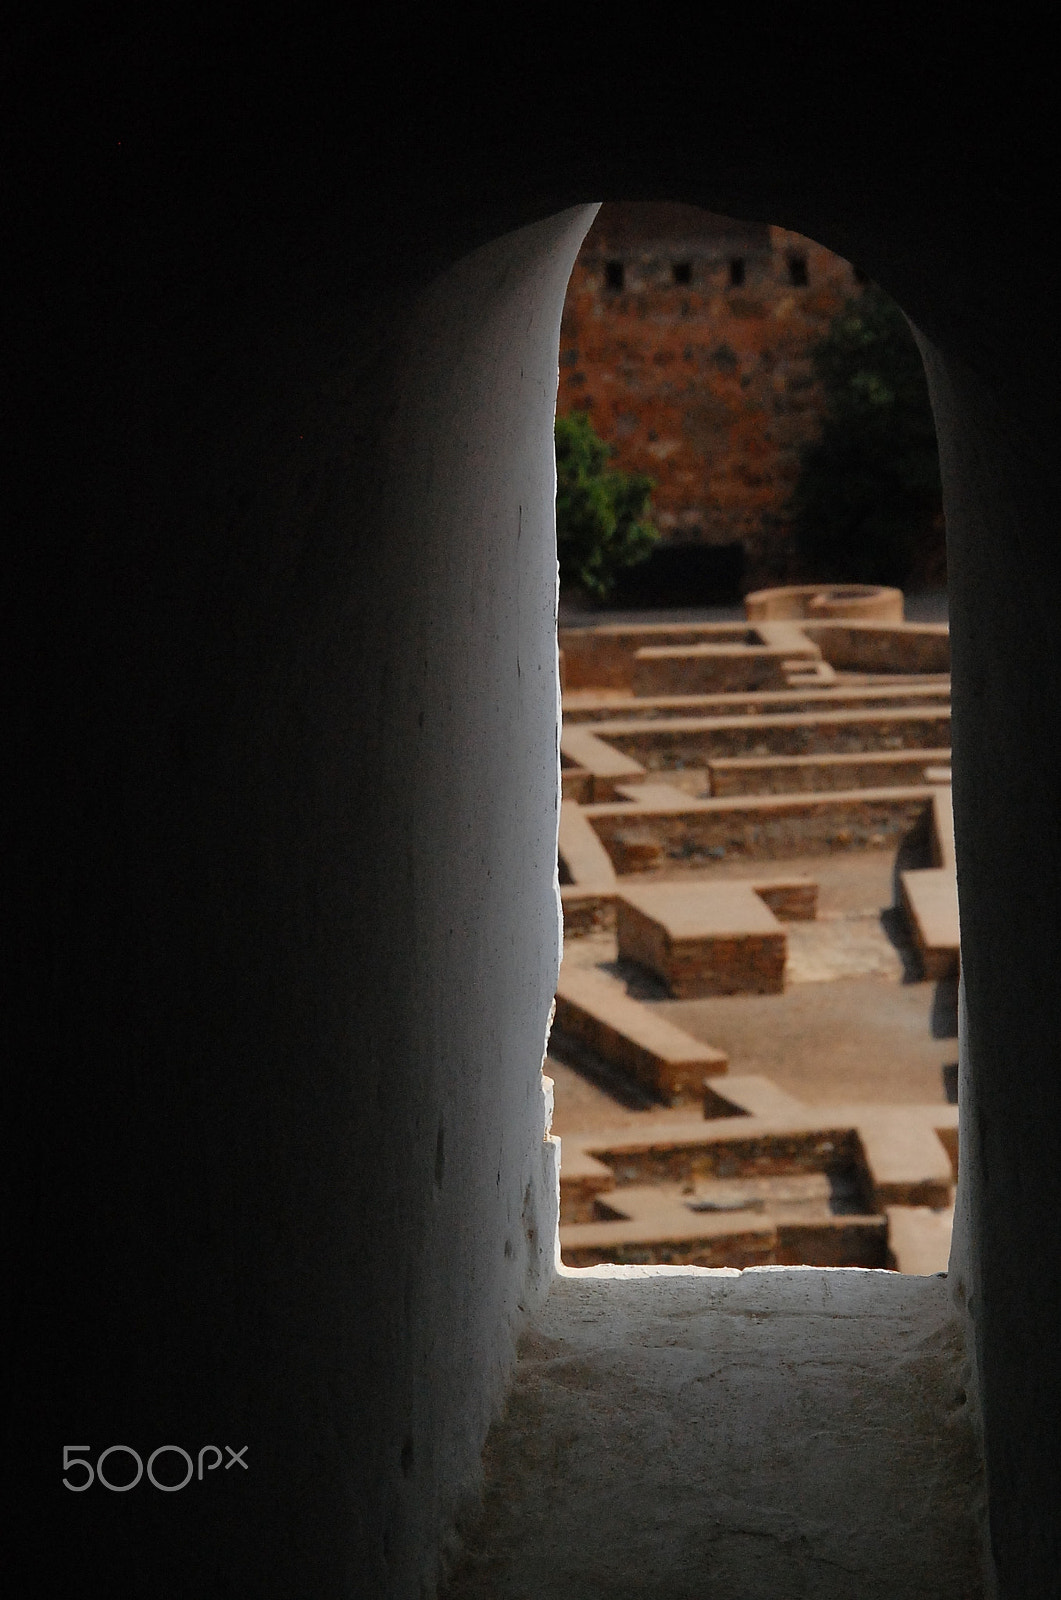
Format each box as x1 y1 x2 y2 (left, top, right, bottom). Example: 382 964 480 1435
557 203 865 579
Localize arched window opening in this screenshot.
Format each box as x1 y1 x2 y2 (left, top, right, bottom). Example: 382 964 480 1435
549 202 953 1279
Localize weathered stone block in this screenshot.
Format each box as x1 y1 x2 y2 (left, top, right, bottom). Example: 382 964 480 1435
553 965 728 1103
900 867 960 979
616 881 787 996
632 643 795 695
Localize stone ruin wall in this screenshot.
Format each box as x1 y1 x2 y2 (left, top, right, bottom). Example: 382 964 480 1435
556 203 868 586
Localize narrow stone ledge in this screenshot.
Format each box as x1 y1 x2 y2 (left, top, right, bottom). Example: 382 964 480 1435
442 1267 986 1599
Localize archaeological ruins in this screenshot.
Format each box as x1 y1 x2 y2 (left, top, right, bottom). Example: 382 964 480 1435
550 584 959 1276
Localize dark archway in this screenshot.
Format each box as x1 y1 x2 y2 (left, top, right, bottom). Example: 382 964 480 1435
7 16 1057 1596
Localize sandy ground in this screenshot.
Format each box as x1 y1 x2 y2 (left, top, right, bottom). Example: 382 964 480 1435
547 847 959 1136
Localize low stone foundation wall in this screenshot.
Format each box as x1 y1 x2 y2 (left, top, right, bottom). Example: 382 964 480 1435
585 1126 864 1189
586 789 935 867
559 616 949 691
559 887 616 933
553 966 727 1102
753 879 818 919
561 1216 889 1270
560 766 594 802
631 644 794 696
616 882 788 997
558 622 753 691
561 681 951 723
807 622 950 674
559 877 816 936
603 708 951 764
708 749 951 795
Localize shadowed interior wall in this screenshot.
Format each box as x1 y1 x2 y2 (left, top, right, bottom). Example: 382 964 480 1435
8 198 588 1594
919 337 1061 1591
7 14 1061 1598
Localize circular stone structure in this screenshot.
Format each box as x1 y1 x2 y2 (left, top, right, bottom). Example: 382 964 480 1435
744 584 904 622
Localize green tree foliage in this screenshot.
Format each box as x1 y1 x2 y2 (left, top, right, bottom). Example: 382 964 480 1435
554 411 658 600
789 286 944 586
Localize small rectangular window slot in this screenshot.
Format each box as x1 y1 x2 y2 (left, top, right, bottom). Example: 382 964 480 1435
672 261 692 286
787 252 809 287
605 260 625 291
728 257 745 287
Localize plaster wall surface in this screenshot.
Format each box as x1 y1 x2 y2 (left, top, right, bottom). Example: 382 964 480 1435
8 198 588 1595
345 208 585 1590
917 338 1061 1594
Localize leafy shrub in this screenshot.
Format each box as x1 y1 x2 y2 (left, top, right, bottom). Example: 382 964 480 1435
554 411 658 600
789 287 944 586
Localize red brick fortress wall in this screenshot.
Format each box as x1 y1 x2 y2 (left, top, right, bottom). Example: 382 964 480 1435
557 203 867 584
